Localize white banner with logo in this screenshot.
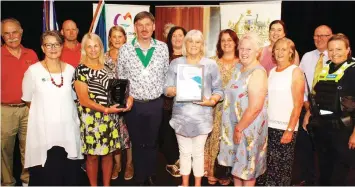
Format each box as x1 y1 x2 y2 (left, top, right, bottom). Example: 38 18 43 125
93 4 150 43
220 1 282 46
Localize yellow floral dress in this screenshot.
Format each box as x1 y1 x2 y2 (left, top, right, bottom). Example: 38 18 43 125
72 64 120 155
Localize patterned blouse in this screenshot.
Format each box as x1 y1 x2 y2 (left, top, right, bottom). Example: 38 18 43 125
117 38 169 100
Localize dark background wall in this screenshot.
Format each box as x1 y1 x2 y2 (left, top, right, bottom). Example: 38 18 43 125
2 1 355 59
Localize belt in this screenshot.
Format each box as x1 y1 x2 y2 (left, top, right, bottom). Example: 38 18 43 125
134 96 161 103
1 103 26 107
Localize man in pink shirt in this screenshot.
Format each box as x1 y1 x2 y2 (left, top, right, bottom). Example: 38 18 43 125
60 20 81 67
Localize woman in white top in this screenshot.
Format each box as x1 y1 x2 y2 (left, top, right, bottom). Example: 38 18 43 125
22 31 83 185
258 37 305 185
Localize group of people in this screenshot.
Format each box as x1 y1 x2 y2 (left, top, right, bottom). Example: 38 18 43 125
1 10 355 187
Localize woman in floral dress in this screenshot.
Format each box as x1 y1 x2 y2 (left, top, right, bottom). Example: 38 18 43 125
105 25 134 181
73 33 128 186
204 29 239 185
217 32 268 186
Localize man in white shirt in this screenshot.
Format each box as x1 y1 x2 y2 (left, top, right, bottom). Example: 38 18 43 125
296 25 333 185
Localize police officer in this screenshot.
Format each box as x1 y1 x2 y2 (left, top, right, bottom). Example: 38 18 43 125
304 33 355 185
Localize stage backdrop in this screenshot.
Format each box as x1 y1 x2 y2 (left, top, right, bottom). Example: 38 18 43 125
93 3 150 45
155 6 221 58
220 1 282 46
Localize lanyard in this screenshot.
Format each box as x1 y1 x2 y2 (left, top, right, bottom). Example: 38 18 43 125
132 38 156 68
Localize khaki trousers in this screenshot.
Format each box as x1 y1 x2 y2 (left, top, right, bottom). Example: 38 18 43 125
1 105 29 185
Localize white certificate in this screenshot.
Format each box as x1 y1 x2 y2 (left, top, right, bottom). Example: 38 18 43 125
176 64 204 102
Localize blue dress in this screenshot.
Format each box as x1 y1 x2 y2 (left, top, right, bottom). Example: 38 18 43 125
217 64 268 180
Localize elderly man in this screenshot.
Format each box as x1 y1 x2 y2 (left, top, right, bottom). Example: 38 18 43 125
1 18 38 186
60 19 81 67
118 11 169 185
296 25 333 185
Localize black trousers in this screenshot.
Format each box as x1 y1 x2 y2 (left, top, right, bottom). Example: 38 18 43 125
313 119 355 185
159 109 179 165
294 108 316 184
125 97 163 183
28 146 82 186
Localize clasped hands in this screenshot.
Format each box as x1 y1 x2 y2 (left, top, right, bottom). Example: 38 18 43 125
105 96 134 114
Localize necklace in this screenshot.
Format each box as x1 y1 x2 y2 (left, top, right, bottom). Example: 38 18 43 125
44 60 63 88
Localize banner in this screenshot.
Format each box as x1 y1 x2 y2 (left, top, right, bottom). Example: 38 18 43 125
93 3 150 46
220 1 282 46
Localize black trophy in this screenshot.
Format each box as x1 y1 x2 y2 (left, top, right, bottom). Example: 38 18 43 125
108 79 129 108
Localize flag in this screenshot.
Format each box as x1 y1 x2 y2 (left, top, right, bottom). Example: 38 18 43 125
42 0 59 32
90 0 107 52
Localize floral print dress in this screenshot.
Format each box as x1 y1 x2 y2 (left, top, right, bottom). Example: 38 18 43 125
105 53 131 149
217 64 268 180
72 64 120 155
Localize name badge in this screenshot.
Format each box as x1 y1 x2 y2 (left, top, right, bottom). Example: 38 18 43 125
326 74 337 79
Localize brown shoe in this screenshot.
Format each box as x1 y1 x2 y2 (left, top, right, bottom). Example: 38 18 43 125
124 163 134 180
111 164 121 180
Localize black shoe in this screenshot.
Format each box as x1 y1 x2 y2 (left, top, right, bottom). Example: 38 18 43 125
144 175 156 186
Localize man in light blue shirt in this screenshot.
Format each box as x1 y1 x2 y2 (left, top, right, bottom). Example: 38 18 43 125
296 25 333 186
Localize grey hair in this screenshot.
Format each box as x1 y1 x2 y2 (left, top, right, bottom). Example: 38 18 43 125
182 29 205 57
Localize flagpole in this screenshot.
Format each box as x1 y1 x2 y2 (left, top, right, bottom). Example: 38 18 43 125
89 0 103 33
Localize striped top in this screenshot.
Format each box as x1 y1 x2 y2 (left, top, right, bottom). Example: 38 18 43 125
72 64 115 106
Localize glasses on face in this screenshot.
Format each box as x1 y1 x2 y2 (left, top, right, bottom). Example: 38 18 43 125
313 35 331 39
43 43 61 49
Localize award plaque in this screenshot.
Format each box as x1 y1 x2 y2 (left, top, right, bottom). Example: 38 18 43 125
108 79 129 108
176 64 204 102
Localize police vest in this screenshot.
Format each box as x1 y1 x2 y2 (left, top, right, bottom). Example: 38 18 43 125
314 61 355 114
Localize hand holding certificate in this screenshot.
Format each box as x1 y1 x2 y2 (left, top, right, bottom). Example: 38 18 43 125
176 64 204 102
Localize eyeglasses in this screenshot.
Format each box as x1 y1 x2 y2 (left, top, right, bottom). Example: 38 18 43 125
43 43 61 49
313 35 331 39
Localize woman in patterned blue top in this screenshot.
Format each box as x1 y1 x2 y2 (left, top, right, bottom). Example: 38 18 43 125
164 30 223 186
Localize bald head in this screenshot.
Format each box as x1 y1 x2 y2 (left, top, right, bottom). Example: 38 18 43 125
314 25 333 52
61 20 79 42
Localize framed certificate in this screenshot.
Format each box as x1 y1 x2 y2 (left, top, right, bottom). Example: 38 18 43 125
176 64 204 102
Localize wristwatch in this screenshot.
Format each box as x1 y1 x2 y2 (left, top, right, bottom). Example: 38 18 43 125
286 127 294 132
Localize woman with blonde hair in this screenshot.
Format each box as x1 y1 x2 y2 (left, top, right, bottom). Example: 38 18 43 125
258 37 305 185
73 33 132 186
105 25 134 181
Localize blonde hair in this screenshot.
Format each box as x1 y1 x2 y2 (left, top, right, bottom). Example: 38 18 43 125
182 30 205 57
80 33 105 65
108 25 127 49
272 37 296 63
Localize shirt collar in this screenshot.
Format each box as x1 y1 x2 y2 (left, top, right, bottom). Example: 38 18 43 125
316 49 328 58
132 38 157 49
2 44 28 56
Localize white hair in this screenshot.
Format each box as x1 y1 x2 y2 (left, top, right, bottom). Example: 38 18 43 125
182 29 205 56
239 31 263 51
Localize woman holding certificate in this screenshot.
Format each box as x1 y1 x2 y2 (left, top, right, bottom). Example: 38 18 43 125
164 29 223 187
